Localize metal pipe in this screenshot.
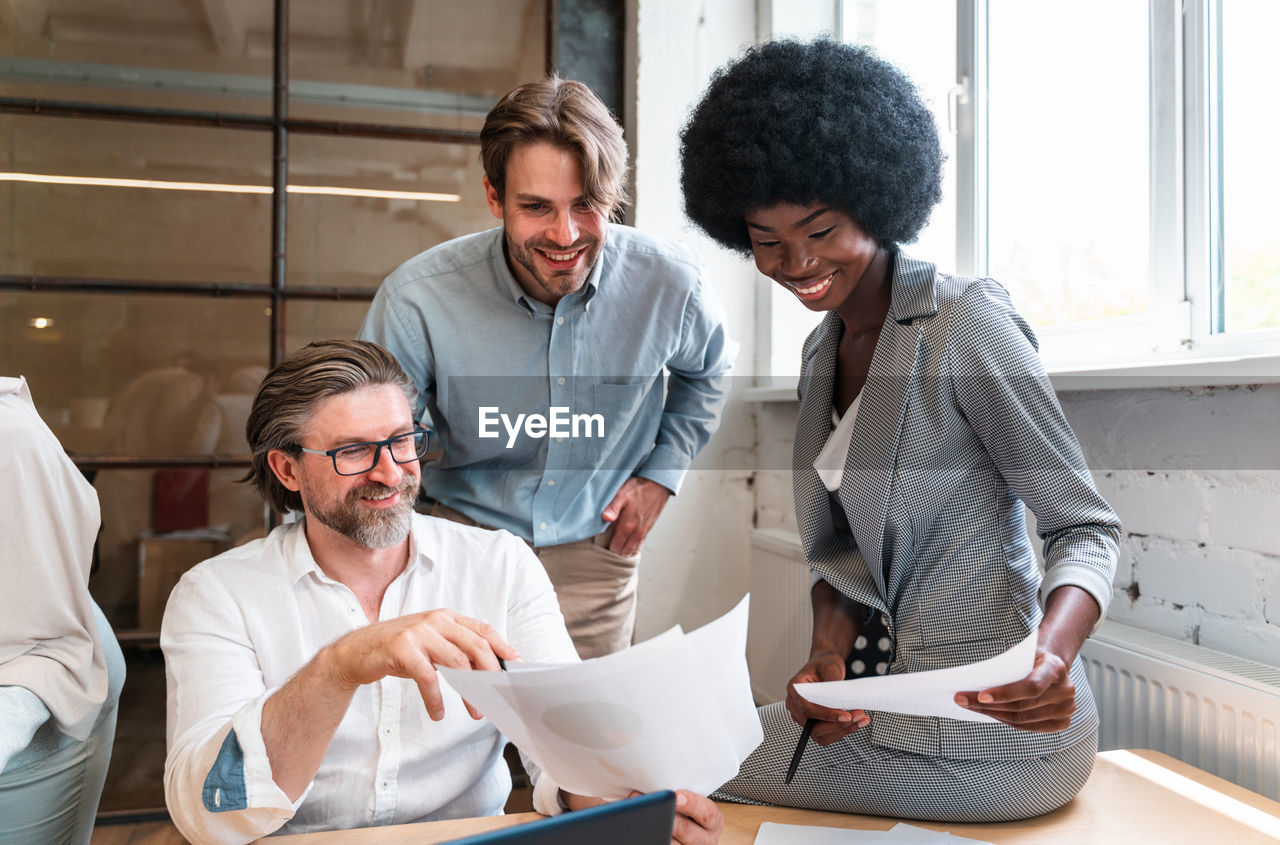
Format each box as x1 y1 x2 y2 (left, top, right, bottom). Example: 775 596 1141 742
546 0 560 75
0 96 271 131
0 274 375 300
270 0 289 369
69 456 252 470
0 96 483 142
0 96 481 144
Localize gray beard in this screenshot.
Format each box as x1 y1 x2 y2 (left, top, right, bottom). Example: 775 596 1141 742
309 475 417 549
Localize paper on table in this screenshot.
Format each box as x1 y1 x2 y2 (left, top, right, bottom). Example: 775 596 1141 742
439 595 762 799
753 822 995 845
886 823 996 844
793 629 1038 723
754 821 894 843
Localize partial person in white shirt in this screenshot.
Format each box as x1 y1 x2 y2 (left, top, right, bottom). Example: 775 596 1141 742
160 339 723 845
0 375 127 845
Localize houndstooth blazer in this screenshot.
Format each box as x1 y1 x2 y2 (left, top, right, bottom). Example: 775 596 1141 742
793 253 1121 761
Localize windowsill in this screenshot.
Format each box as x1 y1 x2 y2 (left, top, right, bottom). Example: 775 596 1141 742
743 351 1280 402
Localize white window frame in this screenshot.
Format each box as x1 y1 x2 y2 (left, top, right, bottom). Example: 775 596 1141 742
748 0 1280 399
1019 0 1280 388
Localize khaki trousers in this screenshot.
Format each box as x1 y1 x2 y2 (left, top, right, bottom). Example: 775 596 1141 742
429 503 640 659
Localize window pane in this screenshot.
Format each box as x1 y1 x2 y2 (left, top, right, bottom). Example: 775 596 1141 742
0 115 271 284
286 0 549 131
0 1 273 114
1221 1 1280 333
285 299 371 352
987 2 1149 327
842 0 957 270
285 134 494 289
0 292 268 456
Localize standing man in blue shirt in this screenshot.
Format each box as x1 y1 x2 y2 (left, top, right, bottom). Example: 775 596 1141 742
359 77 735 659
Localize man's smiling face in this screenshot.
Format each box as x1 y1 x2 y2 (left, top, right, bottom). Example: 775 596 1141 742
288 383 420 550
485 141 608 306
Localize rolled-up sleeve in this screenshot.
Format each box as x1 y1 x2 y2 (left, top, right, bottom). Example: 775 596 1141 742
161 571 307 844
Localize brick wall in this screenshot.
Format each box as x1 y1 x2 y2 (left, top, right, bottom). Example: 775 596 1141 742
752 383 1280 666
1060 385 1280 666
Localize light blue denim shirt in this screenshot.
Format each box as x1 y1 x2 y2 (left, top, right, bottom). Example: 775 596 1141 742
359 225 735 546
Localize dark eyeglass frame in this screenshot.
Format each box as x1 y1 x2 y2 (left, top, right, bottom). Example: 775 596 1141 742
296 426 434 476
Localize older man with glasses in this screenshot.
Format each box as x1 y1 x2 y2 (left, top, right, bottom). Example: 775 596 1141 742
160 339 722 845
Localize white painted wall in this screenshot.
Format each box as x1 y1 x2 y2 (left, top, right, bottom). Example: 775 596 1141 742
629 0 760 640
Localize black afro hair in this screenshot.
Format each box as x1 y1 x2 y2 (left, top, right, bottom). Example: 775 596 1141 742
680 38 943 254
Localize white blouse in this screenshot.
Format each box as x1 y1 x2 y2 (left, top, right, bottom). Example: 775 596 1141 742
810 394 863 589
813 393 862 492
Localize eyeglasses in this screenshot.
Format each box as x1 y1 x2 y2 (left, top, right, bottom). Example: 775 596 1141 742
296 426 436 476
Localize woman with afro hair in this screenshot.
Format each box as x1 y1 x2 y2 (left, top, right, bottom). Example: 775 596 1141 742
681 39 1121 822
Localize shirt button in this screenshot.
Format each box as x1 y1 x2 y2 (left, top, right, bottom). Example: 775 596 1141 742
347 607 356 614
547 479 556 486
382 781 389 789
539 521 548 530
556 316 565 325
556 437 565 443
384 727 393 735
557 376 566 386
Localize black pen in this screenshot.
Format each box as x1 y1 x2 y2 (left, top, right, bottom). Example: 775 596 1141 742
784 718 816 784
496 656 507 671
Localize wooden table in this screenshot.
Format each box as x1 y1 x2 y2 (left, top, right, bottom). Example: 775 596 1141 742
267 750 1280 844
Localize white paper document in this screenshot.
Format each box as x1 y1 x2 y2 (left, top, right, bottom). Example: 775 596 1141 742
793 630 1037 723
754 821 994 845
439 595 763 799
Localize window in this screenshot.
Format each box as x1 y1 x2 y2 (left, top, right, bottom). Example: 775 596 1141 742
1218 1 1280 335
777 0 1280 382
1 0 626 819
987 1 1150 330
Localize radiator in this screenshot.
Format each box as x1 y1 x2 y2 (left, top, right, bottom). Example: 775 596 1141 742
747 528 1280 801
1081 622 1280 801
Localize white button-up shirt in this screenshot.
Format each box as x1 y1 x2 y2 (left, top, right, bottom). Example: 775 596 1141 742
161 514 578 844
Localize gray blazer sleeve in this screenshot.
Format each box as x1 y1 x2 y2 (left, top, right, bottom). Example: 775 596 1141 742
948 279 1121 620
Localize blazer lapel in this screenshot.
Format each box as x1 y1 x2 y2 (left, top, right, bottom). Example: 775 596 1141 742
793 311 841 549
838 254 938 606
793 313 889 616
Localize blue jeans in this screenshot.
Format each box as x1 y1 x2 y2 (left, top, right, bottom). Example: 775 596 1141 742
0 603 126 845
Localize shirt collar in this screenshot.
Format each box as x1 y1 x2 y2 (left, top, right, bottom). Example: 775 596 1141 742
0 375 31 402
282 515 431 585
489 226 605 316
